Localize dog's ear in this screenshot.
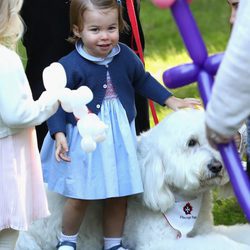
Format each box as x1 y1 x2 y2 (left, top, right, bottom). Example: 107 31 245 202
138 136 175 212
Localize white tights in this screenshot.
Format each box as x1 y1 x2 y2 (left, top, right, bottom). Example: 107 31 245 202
0 229 19 250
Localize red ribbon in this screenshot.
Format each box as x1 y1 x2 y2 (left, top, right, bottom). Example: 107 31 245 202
126 0 159 124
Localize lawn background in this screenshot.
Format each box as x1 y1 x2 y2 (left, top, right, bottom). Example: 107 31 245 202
18 0 247 225
140 0 231 121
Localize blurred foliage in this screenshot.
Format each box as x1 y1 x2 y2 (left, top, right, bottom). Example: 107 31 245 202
141 0 230 60
141 0 232 123
213 192 247 225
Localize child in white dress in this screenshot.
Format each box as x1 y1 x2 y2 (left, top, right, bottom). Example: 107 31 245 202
0 0 59 248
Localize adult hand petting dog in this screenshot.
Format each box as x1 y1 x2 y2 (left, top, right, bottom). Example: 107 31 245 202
206 125 246 151
206 125 232 149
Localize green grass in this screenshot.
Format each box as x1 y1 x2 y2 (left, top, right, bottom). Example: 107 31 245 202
213 192 247 225
18 0 248 225
141 0 230 66
141 0 232 122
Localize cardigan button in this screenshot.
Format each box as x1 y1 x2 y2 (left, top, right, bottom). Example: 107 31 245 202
103 84 107 89
96 104 101 109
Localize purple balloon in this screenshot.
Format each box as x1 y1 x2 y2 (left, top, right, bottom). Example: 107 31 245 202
203 53 224 75
197 70 213 108
163 63 200 88
171 0 207 65
160 0 250 221
218 143 250 215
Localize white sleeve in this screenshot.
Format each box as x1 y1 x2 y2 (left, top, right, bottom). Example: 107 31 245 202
205 0 250 136
0 49 59 128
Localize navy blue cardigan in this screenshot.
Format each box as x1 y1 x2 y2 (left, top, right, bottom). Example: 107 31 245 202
47 43 172 137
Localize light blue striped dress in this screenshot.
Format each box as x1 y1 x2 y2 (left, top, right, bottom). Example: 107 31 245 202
41 44 143 200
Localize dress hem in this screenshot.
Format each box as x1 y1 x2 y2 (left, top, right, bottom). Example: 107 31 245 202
46 187 144 201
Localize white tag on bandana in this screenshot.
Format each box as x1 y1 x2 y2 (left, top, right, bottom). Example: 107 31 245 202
163 195 202 237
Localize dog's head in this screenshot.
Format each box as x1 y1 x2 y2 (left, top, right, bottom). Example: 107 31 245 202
137 109 229 212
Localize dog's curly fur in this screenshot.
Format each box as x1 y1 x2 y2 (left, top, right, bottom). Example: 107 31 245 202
16 109 250 250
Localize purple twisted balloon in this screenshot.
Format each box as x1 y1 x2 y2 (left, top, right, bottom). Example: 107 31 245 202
153 0 250 221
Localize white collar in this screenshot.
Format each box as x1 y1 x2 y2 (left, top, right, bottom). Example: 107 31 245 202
75 41 120 65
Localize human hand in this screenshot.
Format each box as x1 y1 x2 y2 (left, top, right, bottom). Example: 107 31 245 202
206 125 232 150
54 132 71 162
236 123 247 155
233 132 242 150
164 96 201 111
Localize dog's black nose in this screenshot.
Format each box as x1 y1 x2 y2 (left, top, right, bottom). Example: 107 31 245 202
208 159 222 173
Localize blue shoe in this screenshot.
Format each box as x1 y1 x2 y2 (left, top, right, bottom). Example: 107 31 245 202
103 244 131 250
56 241 76 250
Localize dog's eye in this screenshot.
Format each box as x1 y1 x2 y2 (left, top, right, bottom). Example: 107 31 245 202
188 138 198 147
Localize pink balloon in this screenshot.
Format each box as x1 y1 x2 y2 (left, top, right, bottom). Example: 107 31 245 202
152 0 192 9
152 0 176 8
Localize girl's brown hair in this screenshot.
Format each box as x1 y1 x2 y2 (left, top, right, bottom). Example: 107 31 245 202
68 0 126 43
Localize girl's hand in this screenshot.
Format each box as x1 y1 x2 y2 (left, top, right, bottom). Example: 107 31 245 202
54 132 71 162
164 96 201 111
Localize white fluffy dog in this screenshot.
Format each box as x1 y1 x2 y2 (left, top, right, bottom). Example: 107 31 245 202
16 109 250 250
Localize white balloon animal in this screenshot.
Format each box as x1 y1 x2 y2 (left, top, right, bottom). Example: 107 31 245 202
42 62 108 152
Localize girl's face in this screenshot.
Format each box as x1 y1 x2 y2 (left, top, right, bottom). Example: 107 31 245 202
227 0 239 26
73 7 119 58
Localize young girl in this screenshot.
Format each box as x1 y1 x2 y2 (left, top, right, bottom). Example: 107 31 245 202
41 0 200 249
0 0 59 248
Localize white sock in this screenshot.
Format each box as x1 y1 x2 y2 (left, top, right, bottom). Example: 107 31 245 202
57 246 75 250
59 232 78 243
57 232 78 250
103 237 122 249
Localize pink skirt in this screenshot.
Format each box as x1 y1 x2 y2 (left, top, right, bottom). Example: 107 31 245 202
0 128 49 231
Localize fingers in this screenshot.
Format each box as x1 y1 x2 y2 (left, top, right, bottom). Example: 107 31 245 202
233 132 241 149
59 152 71 162
54 132 71 162
184 97 202 103
165 96 202 111
183 98 202 109
55 142 71 162
206 125 231 150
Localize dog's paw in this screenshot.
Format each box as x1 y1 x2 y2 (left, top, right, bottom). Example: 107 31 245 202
186 229 198 238
187 224 213 238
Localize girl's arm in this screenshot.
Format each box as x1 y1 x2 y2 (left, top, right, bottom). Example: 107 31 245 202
0 49 59 128
128 47 201 109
